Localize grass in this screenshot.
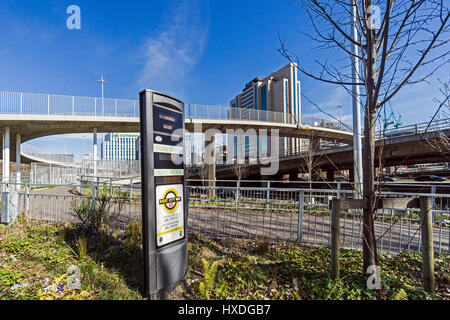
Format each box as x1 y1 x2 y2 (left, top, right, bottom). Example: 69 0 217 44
30 185 58 191
0 218 449 300
0 218 143 300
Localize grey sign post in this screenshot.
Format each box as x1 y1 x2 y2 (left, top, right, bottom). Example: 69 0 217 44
139 90 188 298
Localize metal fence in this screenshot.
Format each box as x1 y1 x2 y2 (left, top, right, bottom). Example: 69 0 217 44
0 92 137 117
0 92 350 134
18 192 141 230
185 104 348 131
10 181 449 255
376 117 450 140
27 160 141 185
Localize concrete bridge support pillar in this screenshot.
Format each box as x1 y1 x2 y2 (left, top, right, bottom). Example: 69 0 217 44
16 134 21 189
289 171 298 181
326 169 335 182
93 128 98 178
312 137 323 151
385 166 392 175
206 134 216 198
2 127 10 188
349 168 354 183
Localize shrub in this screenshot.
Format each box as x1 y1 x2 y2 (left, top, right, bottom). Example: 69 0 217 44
74 237 87 261
124 220 142 253
70 195 122 234
255 236 270 255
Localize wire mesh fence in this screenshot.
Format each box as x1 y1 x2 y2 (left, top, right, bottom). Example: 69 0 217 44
9 182 450 254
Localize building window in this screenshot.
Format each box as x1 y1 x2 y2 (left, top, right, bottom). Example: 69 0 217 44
260 84 267 111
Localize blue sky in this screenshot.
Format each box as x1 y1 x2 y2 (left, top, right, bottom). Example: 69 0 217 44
0 0 448 159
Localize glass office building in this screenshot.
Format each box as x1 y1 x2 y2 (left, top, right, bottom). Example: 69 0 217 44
101 133 140 160
229 63 302 158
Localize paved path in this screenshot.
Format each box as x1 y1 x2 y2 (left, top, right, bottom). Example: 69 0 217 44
30 186 74 195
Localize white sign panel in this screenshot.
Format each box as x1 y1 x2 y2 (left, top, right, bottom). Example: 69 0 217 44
153 143 183 154
155 184 184 247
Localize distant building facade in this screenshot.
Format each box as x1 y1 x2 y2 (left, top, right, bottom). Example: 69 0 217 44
101 133 140 161
229 63 302 157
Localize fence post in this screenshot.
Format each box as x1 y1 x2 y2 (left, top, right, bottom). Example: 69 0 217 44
266 181 271 211
337 182 341 199
420 196 435 294
92 182 97 213
24 184 30 217
236 181 240 212
297 191 304 242
331 198 341 280
130 178 133 200
79 175 83 194
431 185 436 217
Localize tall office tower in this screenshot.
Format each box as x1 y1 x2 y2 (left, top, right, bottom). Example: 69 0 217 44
101 133 140 160
229 62 302 158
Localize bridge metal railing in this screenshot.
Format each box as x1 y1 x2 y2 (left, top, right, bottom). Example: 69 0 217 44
0 92 138 117
377 117 450 140
0 92 349 133
186 104 349 131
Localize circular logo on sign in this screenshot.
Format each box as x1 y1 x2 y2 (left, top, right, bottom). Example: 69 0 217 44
158 188 181 214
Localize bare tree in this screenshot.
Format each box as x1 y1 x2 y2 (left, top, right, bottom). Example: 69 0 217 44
279 0 449 276
298 131 323 189
424 79 450 154
232 159 249 183
198 158 209 188
232 134 250 204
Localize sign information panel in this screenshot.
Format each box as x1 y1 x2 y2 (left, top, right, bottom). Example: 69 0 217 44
139 89 188 298
156 184 184 247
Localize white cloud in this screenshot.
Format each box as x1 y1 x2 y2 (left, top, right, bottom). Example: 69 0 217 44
137 0 209 98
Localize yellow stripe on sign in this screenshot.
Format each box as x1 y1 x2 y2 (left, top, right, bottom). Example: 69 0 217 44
157 226 184 237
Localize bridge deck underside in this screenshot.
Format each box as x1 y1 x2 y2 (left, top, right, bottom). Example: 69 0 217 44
0 115 353 164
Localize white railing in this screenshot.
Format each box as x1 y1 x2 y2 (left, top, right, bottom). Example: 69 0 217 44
0 92 348 131
2 92 449 140
0 92 138 117
377 118 450 140
185 104 348 130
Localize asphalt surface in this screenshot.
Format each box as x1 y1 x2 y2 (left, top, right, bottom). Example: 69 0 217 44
22 188 449 254
188 208 449 254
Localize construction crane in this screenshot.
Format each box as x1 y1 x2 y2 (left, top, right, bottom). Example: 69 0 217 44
378 103 403 131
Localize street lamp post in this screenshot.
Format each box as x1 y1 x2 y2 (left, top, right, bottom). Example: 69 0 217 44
337 104 343 130
351 1 363 198
97 75 106 115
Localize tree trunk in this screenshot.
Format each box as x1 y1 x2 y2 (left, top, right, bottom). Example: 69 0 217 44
362 0 379 275
362 106 378 273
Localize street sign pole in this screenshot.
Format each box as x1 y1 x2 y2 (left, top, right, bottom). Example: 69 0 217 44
351 1 363 198
139 90 188 299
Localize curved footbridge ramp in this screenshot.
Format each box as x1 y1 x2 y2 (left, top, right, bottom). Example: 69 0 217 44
0 92 353 164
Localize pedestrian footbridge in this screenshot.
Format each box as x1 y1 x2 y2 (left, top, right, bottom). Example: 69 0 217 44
0 91 354 166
